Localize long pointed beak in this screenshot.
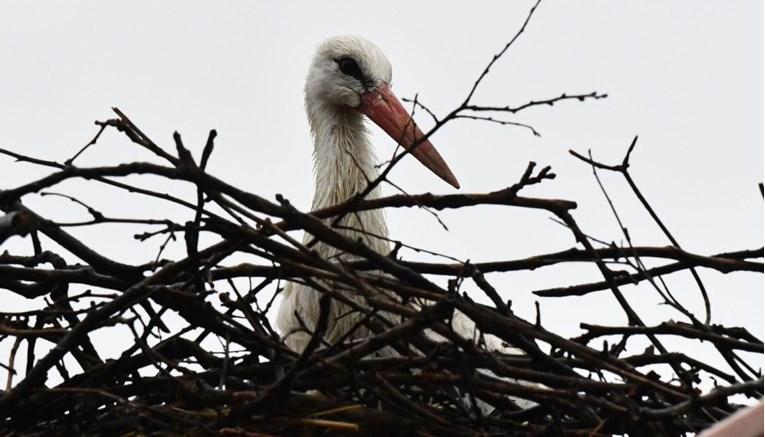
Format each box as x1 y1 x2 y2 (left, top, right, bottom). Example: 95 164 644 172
358 83 460 189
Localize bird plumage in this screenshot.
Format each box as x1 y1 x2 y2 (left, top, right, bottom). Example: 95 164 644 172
277 36 394 350
275 35 536 412
276 35 508 355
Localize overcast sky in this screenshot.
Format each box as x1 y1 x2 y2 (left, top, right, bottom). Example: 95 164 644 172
0 1 762 384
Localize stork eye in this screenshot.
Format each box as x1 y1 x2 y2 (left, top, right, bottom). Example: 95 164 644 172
336 57 365 82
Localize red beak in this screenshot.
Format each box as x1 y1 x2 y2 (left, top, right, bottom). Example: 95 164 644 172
358 83 460 189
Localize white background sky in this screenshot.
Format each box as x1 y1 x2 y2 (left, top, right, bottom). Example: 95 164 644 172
0 1 762 386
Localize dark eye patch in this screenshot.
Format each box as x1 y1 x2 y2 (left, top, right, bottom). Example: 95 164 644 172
336 56 366 83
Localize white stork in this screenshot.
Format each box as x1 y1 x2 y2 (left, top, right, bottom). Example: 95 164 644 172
276 36 512 357
276 35 461 352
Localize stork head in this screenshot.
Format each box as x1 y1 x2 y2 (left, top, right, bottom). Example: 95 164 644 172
305 35 460 189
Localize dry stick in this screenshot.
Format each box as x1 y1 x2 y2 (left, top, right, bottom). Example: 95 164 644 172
579 322 763 353
0 239 236 414
7 204 144 279
264 293 331 395
453 114 541 136
109 108 180 166
45 251 105 370
386 371 619 420
570 137 712 324
584 148 705 362
64 121 108 166
332 223 463 263
583 149 696 320
638 378 764 419
393 245 761 275
571 140 759 383
208 246 762 281
461 0 542 105
554 208 700 389
64 336 224 397
0 265 127 291
471 270 509 315
453 299 687 400
307 297 454 370
533 255 762 297
310 181 576 221
371 371 455 428
220 275 279 339
463 91 607 114
0 145 205 217
4 338 22 391
623 351 738 384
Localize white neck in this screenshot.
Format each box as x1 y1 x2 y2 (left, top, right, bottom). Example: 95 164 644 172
305 101 390 254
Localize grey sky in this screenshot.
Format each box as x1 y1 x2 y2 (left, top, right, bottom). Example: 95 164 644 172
0 1 762 383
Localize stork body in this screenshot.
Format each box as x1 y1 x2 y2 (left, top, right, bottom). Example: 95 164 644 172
274 36 535 412
276 36 458 352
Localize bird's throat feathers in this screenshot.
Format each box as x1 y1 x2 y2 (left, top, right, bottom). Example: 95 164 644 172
305 101 390 253
308 103 381 209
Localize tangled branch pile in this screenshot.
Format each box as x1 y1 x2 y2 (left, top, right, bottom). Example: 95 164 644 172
0 4 762 434
0 108 761 436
